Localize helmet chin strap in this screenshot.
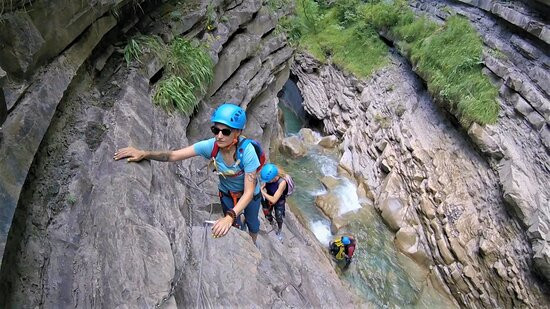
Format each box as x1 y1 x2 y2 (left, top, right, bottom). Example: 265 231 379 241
218 135 240 163
218 133 240 151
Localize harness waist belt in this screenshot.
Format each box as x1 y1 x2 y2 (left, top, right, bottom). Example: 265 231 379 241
219 190 261 200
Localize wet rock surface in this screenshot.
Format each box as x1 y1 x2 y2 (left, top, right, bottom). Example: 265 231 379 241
280 135 308 157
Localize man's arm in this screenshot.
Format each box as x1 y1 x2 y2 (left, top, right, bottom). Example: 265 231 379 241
114 145 197 162
142 151 172 161
233 171 257 215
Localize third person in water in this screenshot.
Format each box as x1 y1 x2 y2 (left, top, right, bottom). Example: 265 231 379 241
329 235 357 270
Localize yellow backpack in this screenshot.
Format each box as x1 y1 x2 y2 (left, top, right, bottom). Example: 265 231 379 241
333 239 346 260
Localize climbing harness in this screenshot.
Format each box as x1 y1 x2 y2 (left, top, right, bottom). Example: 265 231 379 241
219 190 242 210
219 190 243 228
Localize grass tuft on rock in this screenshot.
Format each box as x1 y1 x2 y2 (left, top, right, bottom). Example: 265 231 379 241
283 0 389 78
123 35 165 66
407 16 498 125
124 35 213 116
153 76 197 116
361 1 498 125
281 0 498 125
153 38 213 115
168 38 213 95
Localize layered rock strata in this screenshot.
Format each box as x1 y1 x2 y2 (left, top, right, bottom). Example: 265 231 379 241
293 50 549 308
410 0 550 284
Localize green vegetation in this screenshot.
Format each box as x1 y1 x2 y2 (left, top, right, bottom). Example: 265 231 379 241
155 38 213 115
407 16 498 125
301 21 389 76
123 35 165 66
67 195 77 205
361 0 413 30
282 0 388 77
124 36 213 116
154 76 197 115
360 0 498 125
267 0 292 12
281 0 498 125
393 16 437 46
168 38 213 95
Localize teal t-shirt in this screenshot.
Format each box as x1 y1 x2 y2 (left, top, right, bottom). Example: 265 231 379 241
193 137 260 195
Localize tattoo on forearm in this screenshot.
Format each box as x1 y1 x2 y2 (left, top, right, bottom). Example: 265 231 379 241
246 172 257 185
147 151 171 162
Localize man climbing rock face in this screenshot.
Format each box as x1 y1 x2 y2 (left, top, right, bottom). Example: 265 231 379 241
329 235 356 270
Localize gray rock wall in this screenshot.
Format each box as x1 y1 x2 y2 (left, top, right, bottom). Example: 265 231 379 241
0 0 136 77
0 13 117 267
293 48 549 307
292 1 550 306
0 86 6 126
0 0 364 307
453 0 550 45
414 0 550 286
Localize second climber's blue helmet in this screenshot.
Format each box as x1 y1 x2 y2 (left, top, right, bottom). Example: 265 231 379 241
260 163 278 183
211 103 246 129
342 236 351 245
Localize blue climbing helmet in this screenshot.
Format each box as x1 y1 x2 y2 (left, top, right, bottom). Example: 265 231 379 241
342 236 351 245
211 103 246 129
260 163 278 183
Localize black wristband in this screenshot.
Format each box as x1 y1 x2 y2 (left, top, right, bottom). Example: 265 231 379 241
225 209 237 224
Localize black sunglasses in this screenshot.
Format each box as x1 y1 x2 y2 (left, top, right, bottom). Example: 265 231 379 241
211 126 232 136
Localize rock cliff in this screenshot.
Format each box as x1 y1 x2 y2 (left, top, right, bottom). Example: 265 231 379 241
292 0 549 305
0 0 363 307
